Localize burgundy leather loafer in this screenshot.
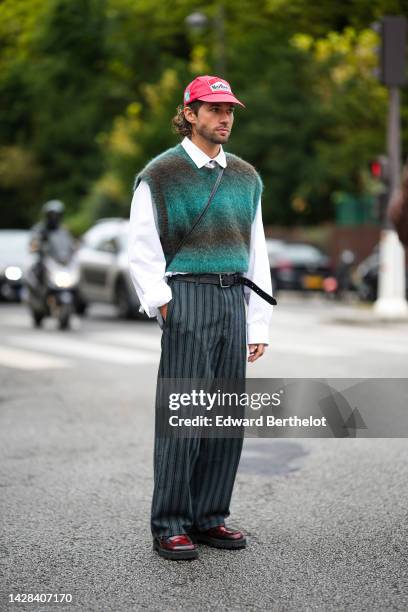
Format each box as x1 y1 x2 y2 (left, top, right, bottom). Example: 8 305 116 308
153 534 199 560
190 525 246 549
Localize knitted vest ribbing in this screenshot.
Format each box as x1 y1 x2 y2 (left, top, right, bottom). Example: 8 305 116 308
133 143 263 273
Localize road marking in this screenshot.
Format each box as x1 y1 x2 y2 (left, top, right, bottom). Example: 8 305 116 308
349 343 408 355
78 331 353 358
0 346 72 370
271 331 408 356
87 330 161 350
0 313 32 327
7 335 159 365
270 342 352 357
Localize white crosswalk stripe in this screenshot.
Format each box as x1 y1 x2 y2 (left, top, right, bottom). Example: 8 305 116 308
271 330 408 356
87 330 161 350
1 301 408 371
0 346 72 370
269 341 353 357
4 334 160 368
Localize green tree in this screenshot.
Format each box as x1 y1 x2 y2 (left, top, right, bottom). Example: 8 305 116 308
290 28 388 220
1 0 407 230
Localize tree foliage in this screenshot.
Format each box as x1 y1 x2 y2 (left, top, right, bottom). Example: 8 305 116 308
0 0 407 230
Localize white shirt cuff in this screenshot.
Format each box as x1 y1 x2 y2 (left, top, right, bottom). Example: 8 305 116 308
138 280 172 318
247 321 270 346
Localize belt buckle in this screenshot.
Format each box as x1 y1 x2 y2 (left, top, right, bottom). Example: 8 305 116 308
219 273 231 288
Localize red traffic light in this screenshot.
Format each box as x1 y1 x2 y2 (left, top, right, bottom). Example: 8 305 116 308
370 160 383 178
369 155 389 181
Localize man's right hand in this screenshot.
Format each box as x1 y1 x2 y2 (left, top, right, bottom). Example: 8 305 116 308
159 302 169 321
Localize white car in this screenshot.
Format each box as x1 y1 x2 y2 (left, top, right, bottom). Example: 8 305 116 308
0 229 31 301
77 218 145 319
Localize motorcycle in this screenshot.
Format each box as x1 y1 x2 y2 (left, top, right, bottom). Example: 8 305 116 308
24 250 85 330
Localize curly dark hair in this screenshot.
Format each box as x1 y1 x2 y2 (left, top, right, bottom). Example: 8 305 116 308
171 101 203 137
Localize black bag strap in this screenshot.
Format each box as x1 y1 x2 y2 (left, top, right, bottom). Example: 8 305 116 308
165 166 225 271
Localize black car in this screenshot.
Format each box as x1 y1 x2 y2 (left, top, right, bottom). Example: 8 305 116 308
267 240 333 292
0 230 30 301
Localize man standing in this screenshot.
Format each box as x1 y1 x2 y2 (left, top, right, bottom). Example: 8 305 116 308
128 75 274 560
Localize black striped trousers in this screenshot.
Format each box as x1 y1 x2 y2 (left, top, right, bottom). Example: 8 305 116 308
151 277 247 537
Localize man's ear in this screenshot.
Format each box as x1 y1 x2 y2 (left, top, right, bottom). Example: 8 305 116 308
183 106 198 126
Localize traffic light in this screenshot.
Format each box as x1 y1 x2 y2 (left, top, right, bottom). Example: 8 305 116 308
370 160 382 179
372 16 407 86
369 155 389 183
369 155 390 223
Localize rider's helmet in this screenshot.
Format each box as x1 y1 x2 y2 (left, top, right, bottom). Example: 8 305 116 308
42 200 65 230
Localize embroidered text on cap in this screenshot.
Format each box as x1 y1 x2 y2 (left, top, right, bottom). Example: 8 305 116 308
209 81 231 93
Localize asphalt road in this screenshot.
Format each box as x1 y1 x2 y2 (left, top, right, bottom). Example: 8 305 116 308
1 295 408 611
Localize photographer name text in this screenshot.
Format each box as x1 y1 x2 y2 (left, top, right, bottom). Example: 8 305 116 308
168 415 327 428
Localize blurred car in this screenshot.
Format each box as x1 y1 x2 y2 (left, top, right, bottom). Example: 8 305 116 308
0 229 31 301
265 239 285 265
77 218 144 318
266 240 333 292
353 247 408 302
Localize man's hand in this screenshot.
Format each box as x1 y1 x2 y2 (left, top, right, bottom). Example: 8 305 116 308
159 302 169 321
248 343 266 363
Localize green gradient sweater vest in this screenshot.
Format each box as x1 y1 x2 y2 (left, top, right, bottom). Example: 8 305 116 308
133 143 262 273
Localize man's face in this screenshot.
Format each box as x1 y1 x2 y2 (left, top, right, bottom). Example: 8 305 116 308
185 102 235 144
45 212 61 230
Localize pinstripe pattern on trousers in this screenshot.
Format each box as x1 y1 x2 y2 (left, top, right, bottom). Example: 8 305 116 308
151 277 247 537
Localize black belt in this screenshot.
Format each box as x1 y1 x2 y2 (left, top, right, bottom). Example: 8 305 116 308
169 273 277 306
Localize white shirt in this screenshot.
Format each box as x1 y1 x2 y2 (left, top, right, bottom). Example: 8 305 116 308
128 136 273 345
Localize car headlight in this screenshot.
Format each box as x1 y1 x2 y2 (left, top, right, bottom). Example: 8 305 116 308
5 266 22 281
54 271 76 288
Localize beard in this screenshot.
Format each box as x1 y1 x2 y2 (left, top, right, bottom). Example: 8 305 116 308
195 124 230 144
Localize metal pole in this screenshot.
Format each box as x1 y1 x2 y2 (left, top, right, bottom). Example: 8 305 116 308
214 4 226 76
374 86 408 317
389 88 401 197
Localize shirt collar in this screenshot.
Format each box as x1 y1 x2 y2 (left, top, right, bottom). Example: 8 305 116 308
181 136 227 169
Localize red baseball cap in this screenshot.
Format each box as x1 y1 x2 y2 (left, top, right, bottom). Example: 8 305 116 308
183 75 245 108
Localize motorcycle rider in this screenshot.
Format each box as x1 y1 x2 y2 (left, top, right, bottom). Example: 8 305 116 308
29 200 76 289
